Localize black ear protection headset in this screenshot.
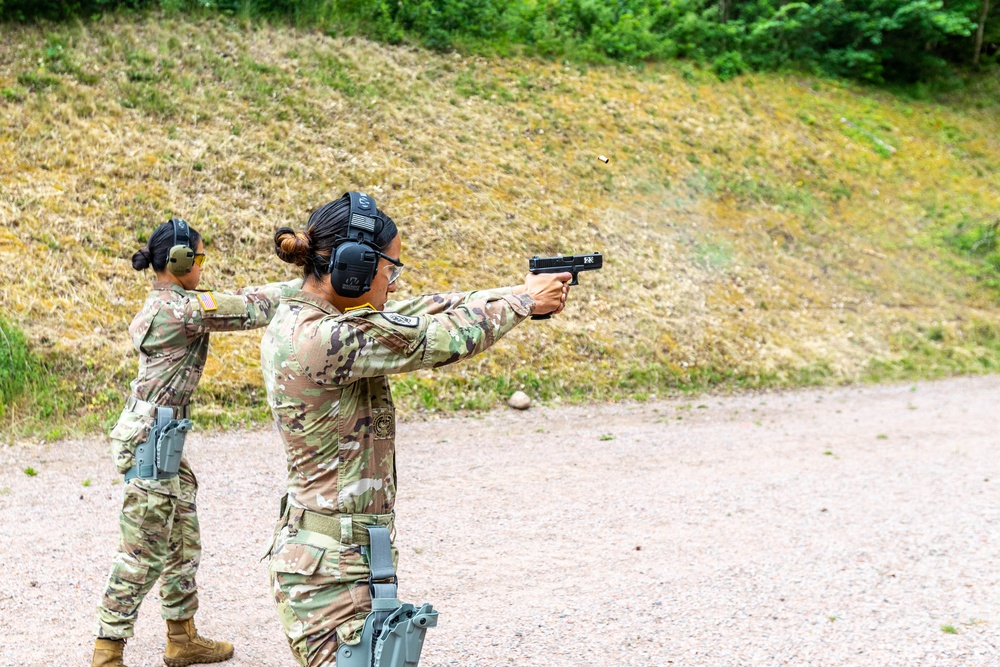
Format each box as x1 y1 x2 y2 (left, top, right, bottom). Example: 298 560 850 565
327 192 397 298
166 218 195 276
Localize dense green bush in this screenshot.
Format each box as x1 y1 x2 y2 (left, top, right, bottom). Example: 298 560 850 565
0 314 33 419
1 0 997 82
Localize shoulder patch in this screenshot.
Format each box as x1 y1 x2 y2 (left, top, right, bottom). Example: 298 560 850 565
379 312 419 328
200 292 248 318
197 292 218 312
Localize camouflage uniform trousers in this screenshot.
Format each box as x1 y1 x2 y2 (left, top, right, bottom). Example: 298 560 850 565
95 456 202 639
268 512 397 667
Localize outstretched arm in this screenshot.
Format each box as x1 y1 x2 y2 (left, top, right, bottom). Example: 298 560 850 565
307 271 570 384
384 286 522 317
184 278 303 334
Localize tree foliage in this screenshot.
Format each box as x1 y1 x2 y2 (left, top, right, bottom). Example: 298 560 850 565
1 0 997 81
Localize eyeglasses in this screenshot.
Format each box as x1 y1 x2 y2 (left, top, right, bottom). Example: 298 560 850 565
193 253 207 267
376 251 403 284
383 263 404 284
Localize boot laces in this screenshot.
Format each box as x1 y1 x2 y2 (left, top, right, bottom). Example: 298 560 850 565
192 629 217 649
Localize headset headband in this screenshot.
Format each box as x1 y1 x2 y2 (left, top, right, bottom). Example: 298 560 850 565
346 192 379 245
171 218 191 250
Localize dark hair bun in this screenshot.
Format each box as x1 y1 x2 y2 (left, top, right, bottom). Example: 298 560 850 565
274 227 311 266
131 248 152 271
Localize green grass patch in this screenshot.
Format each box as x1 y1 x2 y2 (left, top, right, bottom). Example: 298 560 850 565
865 321 1000 383
943 220 1000 297
0 314 33 420
2 86 27 102
454 72 514 102
16 71 62 91
0 315 109 442
119 82 177 116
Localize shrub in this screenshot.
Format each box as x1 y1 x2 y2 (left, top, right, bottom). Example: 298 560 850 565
0 314 33 419
0 1 995 86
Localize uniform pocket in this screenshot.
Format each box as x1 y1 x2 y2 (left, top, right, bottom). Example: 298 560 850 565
270 539 352 634
102 553 151 614
270 542 326 577
113 554 150 584
109 410 153 442
109 410 155 474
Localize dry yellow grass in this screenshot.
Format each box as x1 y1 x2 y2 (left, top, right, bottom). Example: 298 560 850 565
1 16 999 437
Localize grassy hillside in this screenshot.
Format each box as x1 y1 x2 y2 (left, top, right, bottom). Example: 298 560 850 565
1 17 999 440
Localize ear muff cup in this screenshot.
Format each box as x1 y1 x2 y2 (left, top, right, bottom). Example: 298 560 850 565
167 244 195 275
167 218 195 276
330 241 379 298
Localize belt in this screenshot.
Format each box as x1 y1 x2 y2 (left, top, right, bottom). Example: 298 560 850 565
126 396 191 420
296 509 395 546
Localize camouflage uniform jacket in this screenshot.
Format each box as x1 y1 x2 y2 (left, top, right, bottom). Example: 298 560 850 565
108 278 303 475
260 287 535 517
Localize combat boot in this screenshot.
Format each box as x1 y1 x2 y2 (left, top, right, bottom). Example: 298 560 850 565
163 618 234 666
91 638 130 667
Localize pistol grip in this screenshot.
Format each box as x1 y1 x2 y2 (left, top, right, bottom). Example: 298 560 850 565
531 313 552 321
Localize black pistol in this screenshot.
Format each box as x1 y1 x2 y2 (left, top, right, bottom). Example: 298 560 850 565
528 252 603 320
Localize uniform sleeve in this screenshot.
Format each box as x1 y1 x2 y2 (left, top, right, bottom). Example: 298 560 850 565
303 292 535 385
184 278 304 334
383 287 515 317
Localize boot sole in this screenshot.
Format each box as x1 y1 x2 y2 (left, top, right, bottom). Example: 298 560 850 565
163 648 234 667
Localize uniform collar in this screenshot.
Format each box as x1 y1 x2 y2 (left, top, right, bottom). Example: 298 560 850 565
284 288 342 316
152 280 188 295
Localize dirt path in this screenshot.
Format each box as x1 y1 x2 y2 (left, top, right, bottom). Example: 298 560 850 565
1 376 998 666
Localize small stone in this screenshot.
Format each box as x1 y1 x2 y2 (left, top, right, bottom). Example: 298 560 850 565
508 391 531 410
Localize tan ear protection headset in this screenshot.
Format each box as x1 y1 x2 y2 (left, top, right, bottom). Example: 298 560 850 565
167 218 195 276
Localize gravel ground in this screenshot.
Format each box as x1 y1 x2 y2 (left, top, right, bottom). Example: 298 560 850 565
1 376 998 666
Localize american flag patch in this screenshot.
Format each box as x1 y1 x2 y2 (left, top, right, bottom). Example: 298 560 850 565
197 292 218 311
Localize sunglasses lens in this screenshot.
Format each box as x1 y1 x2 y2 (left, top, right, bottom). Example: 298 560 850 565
194 254 207 267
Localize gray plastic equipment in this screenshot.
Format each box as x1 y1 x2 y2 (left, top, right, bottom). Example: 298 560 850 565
336 525 438 667
125 406 192 482
154 406 190 476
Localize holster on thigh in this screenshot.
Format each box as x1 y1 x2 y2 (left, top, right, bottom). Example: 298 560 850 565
336 525 438 667
126 406 192 482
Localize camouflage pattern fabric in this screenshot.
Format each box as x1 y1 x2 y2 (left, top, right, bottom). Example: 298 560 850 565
110 278 302 474
95 278 301 639
261 287 534 663
267 515 396 666
95 460 200 638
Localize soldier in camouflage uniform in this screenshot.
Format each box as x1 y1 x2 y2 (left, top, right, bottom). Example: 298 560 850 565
260 194 571 666
92 220 302 667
